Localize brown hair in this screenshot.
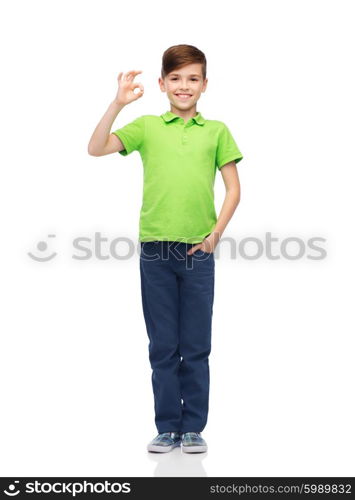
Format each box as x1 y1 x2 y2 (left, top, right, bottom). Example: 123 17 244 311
161 44 207 80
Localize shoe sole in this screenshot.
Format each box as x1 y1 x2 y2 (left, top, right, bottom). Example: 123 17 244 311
182 444 207 453
147 440 181 453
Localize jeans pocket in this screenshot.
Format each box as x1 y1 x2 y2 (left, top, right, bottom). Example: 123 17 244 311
194 248 214 259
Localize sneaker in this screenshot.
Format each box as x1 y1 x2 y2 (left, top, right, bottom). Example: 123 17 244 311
181 432 207 453
147 432 181 453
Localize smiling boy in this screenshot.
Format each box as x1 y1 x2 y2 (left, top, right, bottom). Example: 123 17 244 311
88 44 243 453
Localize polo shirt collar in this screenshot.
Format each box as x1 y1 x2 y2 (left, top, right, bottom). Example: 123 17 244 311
161 110 205 125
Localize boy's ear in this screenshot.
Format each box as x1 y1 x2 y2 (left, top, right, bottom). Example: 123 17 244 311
158 77 166 92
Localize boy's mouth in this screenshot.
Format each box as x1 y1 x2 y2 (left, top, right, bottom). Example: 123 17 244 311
175 93 192 100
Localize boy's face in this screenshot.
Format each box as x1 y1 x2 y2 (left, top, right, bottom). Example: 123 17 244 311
159 63 207 111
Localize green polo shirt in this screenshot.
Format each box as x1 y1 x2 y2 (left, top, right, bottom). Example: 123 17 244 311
111 110 243 243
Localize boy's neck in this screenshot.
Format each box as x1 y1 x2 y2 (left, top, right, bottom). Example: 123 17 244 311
169 105 199 123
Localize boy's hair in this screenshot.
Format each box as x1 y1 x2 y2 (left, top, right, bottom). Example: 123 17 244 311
161 44 207 80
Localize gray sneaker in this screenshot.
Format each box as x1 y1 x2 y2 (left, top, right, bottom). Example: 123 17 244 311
147 432 181 453
181 432 207 453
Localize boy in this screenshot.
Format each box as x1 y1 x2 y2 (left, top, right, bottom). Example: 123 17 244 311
88 44 243 453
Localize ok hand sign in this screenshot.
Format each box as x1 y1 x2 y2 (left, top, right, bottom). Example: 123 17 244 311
115 70 144 106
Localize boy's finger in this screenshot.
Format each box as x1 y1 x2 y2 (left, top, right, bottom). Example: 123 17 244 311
126 70 142 80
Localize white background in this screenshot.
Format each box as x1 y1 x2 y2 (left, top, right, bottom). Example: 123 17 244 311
1 0 354 477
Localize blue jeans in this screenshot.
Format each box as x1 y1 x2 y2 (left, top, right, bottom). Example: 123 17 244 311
139 241 215 433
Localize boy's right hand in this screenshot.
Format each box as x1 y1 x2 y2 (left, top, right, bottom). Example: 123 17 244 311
114 70 144 106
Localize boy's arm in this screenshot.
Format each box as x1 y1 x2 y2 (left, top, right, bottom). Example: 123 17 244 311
88 70 144 157
188 161 241 255
211 161 241 242
88 100 126 156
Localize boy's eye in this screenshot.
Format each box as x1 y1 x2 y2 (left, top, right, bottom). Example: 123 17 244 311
171 77 198 81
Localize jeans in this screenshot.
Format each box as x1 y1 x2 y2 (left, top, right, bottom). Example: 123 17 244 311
139 240 215 433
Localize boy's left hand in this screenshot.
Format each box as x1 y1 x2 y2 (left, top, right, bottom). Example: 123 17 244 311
187 232 220 255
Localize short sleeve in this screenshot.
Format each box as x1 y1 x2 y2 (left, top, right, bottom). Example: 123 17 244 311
216 122 243 170
111 115 146 156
